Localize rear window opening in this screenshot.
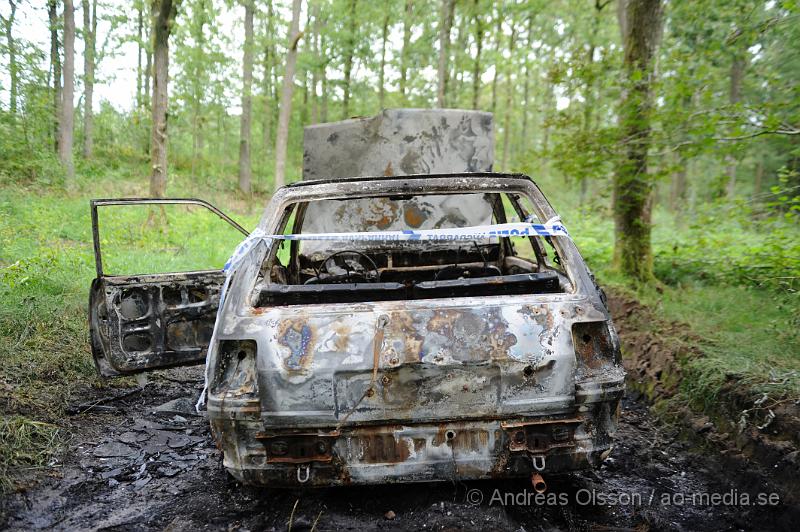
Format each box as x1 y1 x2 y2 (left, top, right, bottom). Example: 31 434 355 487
253 192 571 306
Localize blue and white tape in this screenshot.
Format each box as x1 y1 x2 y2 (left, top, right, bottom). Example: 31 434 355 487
256 220 568 243
196 217 568 411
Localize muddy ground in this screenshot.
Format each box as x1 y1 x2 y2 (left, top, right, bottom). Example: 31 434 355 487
1 366 797 532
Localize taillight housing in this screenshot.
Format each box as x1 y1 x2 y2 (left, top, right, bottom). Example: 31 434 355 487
211 339 258 398
571 321 619 368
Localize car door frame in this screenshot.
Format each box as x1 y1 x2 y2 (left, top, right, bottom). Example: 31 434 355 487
89 198 249 377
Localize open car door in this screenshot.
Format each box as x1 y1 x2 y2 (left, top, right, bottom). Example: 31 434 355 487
89 198 248 377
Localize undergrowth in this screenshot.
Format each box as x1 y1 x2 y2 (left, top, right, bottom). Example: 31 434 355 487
0 417 60 495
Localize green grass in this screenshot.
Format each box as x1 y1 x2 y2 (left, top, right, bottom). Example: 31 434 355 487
657 283 799 408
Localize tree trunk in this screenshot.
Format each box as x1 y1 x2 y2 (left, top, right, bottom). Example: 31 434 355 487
616 0 627 43
302 69 309 125
300 9 312 126
399 0 413 103
149 0 178 198
274 0 302 190
520 15 532 152
490 12 503 115
3 1 17 116
145 27 152 108
753 158 763 200
262 0 274 153
378 8 389 109
238 0 254 194
60 0 76 187
541 73 553 154
190 0 206 179
342 0 357 119
436 0 455 108
82 0 97 158
137 2 143 111
725 54 746 199
143 11 152 156
320 41 328 122
612 0 663 283
579 1 603 195
670 151 687 211
471 0 483 110
310 1 320 123
142 5 152 155
501 24 516 170
451 10 466 101
48 0 61 153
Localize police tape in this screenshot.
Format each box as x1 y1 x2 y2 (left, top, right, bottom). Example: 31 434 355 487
196 217 568 411
262 220 568 242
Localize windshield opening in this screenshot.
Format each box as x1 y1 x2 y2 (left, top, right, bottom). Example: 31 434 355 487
254 191 571 306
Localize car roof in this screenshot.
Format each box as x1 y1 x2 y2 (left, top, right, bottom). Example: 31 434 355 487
284 172 534 189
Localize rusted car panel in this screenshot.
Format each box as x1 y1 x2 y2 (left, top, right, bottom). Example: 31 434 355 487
89 272 224 376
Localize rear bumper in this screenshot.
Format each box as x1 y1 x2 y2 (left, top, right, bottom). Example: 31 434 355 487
209 389 622 487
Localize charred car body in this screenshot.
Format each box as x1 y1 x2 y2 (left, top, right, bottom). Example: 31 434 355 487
89 110 624 487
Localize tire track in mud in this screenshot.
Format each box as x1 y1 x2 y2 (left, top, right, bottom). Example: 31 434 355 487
1 368 797 531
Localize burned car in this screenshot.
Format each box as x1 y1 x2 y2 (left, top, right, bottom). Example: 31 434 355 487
88 110 624 487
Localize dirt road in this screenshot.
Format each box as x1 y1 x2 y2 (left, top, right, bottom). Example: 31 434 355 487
1 368 796 531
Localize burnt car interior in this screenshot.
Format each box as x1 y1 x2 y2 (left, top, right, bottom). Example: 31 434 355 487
254 191 570 306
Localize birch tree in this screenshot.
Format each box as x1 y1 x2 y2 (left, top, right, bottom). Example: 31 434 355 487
274 0 302 190
238 0 254 194
378 4 389 109
59 0 76 187
471 0 483 110
261 0 275 153
81 0 97 158
399 0 412 103
436 0 455 108
149 0 179 198
341 0 357 118
48 0 61 152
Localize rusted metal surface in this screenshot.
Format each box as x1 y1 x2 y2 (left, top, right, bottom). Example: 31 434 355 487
88 199 248 377
90 272 224 377
210 407 619 486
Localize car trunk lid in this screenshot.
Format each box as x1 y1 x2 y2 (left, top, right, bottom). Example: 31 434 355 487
238 294 583 428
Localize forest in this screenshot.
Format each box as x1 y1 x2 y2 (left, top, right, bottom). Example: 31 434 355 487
0 0 799 522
